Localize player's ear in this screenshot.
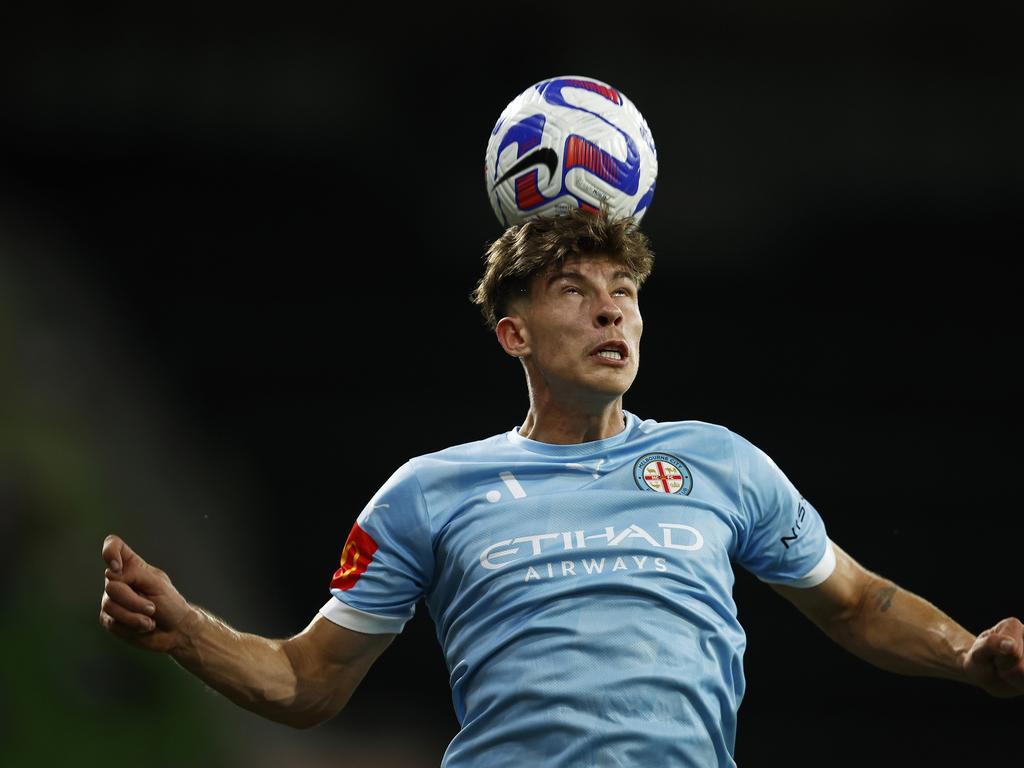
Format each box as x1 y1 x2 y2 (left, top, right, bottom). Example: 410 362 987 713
496 316 530 359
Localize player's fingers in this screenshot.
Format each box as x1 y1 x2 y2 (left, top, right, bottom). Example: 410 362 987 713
991 634 1023 671
971 635 998 664
100 594 155 632
103 557 166 596
102 533 148 576
993 616 1024 636
988 617 1023 643
104 578 157 617
973 632 1020 672
99 610 153 641
970 643 995 667
991 635 1024 691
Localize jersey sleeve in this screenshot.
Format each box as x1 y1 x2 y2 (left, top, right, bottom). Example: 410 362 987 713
729 431 835 588
319 461 435 634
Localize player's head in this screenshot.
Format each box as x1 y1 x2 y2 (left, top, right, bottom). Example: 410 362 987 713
470 209 654 403
471 209 654 330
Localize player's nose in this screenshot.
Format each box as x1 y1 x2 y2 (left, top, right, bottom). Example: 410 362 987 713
595 296 623 327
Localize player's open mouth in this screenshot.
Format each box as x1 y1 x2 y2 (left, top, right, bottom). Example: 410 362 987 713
590 340 629 366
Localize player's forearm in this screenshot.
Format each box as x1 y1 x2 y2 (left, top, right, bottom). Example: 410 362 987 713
833 577 976 684
169 605 322 729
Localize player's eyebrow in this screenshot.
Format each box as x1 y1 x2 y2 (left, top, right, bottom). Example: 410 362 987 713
545 270 636 287
546 271 582 287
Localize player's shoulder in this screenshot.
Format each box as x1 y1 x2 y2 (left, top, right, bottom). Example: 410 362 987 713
649 418 787 481
388 429 523 515
633 415 736 443
638 417 770 448
404 429 514 473
364 430 512 513
632 414 760 463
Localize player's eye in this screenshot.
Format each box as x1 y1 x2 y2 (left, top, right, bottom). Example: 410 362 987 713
612 286 634 298
562 285 583 295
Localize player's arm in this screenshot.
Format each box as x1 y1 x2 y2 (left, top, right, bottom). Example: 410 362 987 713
770 541 1024 698
99 534 394 729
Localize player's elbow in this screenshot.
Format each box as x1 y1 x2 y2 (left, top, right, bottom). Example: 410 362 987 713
289 712 330 730
839 574 899 647
283 683 356 730
815 545 892 642
270 693 344 730
318 688 359 725
280 615 391 730
273 659 347 730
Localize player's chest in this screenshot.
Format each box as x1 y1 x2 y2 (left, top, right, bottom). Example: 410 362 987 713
429 455 740 584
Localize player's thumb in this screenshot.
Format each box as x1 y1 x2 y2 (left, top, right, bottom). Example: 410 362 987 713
974 632 1015 669
103 534 140 575
105 544 163 593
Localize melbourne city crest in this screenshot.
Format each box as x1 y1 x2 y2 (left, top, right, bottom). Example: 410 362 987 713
633 453 693 495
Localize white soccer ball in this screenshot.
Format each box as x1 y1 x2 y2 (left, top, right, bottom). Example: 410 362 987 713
484 75 658 228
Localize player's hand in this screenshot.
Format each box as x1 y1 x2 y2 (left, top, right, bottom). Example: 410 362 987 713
962 617 1024 698
99 534 193 654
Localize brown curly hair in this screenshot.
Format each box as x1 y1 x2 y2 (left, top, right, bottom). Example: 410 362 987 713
470 209 655 329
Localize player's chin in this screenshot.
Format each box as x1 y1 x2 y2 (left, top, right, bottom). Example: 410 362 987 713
586 366 637 395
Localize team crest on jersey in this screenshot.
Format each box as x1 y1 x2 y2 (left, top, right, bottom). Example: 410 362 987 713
633 453 693 495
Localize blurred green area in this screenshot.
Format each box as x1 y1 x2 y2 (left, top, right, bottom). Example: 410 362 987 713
0 252 230 767
0 226 443 767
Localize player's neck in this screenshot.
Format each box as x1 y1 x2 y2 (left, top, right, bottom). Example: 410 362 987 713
517 398 626 445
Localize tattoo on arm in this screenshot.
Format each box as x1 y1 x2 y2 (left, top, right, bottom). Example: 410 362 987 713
874 585 897 613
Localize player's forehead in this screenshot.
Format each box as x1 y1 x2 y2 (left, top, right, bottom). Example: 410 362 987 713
533 253 637 288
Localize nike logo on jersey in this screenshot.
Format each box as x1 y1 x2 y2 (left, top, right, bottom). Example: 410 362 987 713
493 147 559 188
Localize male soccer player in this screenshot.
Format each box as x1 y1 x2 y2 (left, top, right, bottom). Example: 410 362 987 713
100 210 1023 767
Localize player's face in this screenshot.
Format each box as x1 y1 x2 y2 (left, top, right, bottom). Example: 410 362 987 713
521 254 642 400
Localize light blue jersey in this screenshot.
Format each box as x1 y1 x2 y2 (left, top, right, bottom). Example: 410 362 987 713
320 412 834 767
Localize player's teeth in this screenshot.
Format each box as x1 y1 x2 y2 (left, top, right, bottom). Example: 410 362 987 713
597 350 623 360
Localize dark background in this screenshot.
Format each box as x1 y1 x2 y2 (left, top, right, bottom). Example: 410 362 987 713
1 4 1021 766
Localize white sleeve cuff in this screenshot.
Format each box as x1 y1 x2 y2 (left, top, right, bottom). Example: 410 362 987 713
319 596 411 634
758 538 837 589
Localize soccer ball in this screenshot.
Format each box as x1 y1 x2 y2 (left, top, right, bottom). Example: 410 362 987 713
484 75 657 228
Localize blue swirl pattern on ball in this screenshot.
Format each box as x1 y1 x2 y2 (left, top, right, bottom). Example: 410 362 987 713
485 75 658 228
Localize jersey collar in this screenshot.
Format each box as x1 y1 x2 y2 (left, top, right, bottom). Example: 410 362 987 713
506 411 639 457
